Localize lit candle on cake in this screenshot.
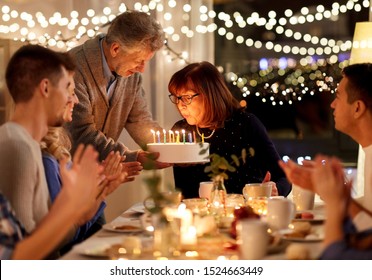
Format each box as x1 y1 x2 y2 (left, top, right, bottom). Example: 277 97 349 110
156 131 160 143
151 129 156 143
188 132 192 143
193 131 196 143
182 129 186 144
168 130 173 143
202 133 204 143
175 131 180 143
163 129 166 143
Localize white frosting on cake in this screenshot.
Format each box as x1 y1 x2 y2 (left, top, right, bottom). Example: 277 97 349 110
147 143 210 163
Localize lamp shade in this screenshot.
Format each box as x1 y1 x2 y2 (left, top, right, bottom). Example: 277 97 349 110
349 22 372 64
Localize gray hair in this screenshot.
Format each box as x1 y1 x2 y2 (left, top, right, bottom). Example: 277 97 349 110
105 10 164 52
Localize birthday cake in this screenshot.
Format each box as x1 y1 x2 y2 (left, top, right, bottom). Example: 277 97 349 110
147 143 210 163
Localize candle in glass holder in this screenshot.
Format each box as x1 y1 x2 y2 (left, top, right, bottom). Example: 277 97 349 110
226 194 245 218
226 194 245 208
178 204 193 229
246 197 268 216
165 204 193 230
181 226 197 249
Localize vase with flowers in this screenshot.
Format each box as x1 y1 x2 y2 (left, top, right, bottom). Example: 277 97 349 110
199 147 253 224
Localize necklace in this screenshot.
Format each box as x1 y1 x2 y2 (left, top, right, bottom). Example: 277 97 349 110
196 126 216 139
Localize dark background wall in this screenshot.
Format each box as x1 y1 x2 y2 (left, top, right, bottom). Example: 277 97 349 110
214 0 366 164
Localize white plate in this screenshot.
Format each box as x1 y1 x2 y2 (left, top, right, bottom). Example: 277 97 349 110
281 235 323 242
79 245 111 258
167 159 210 164
293 211 325 223
102 223 143 233
268 239 288 254
130 204 146 214
278 228 324 242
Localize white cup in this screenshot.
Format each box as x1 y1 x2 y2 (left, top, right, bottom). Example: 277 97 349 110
199 181 214 201
292 184 315 211
266 198 295 231
236 219 269 260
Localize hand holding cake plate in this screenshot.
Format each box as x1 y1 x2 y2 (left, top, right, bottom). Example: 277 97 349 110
137 150 173 169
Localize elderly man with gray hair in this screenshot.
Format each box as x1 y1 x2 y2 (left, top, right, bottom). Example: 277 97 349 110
66 10 170 169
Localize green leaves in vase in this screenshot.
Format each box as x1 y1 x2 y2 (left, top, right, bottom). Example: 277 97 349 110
200 144 254 180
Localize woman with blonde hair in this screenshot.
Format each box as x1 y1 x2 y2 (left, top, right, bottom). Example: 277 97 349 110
40 71 141 253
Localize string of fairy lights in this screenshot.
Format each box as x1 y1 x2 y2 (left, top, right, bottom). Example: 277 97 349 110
0 0 370 105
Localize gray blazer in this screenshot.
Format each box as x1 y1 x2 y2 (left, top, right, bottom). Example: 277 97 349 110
65 35 162 161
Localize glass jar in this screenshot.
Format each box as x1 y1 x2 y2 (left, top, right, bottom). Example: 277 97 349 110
209 175 227 223
152 212 181 259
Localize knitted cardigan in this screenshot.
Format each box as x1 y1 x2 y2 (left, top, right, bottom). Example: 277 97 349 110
65 34 162 161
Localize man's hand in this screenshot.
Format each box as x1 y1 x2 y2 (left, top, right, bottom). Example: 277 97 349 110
137 150 172 170
278 159 315 192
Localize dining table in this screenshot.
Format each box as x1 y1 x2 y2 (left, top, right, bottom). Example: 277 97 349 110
60 201 325 260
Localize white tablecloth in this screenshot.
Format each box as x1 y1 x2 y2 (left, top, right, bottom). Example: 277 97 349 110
60 202 324 260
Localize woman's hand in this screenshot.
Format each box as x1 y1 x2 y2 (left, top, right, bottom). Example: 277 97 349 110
59 144 103 221
121 161 143 182
262 171 278 196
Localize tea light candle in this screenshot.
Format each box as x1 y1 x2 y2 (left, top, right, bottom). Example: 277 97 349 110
156 131 161 143
163 129 166 143
246 197 268 216
151 129 156 143
175 205 195 247
177 204 192 230
181 226 197 247
182 129 186 144
165 204 192 230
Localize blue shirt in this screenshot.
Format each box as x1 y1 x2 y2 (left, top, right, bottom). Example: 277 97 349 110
42 153 106 243
99 37 118 99
320 218 372 259
0 193 27 259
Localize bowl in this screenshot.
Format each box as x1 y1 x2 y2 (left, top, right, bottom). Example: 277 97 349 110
182 198 208 215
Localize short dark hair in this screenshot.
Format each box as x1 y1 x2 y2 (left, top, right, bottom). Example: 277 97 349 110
168 61 240 128
342 63 372 109
105 10 164 52
5 44 76 103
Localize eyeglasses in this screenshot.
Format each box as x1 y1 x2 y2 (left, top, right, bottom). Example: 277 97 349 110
168 93 199 105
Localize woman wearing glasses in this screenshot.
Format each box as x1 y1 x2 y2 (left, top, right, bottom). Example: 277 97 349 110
168 61 291 198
